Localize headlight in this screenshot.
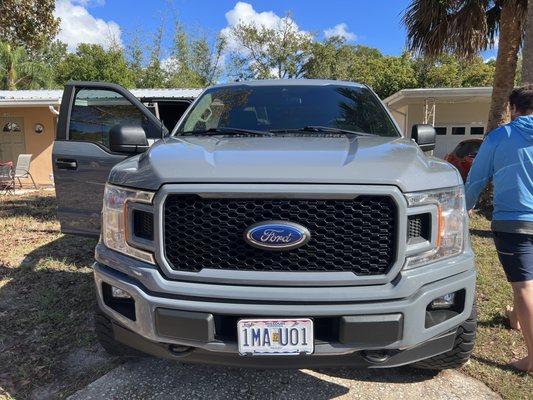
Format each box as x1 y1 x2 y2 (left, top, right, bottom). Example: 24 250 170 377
404 186 466 269
102 184 155 264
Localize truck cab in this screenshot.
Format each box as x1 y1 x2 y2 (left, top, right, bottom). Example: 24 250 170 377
52 79 476 369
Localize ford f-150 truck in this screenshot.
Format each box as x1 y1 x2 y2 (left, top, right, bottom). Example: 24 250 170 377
52 79 476 369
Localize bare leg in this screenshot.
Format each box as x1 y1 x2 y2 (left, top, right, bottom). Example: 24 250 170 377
506 305 521 330
510 281 533 372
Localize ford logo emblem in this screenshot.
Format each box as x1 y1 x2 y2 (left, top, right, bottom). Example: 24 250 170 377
244 221 311 251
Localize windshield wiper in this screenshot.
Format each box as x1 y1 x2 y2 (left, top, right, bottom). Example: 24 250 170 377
181 127 274 136
270 126 377 136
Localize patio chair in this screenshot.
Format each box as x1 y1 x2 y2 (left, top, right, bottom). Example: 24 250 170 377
14 154 38 189
0 164 15 195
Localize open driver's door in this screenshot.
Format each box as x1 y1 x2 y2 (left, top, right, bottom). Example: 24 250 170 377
52 82 164 237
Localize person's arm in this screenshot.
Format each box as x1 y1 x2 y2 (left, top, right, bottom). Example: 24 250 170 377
464 133 498 210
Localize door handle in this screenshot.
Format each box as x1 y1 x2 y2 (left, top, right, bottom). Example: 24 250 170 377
55 159 78 170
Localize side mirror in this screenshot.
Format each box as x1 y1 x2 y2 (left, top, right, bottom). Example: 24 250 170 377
109 124 149 154
411 124 436 152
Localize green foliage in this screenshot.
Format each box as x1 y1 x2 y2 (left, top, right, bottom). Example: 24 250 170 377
54 44 135 88
413 55 495 88
0 0 60 52
0 41 53 90
0 7 499 95
305 38 417 98
305 37 495 98
124 22 226 89
136 25 167 88
165 23 226 87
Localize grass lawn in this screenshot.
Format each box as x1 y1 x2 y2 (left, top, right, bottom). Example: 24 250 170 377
0 191 120 400
0 191 531 399
462 214 532 399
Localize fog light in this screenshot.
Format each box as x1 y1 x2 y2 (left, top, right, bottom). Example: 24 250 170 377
430 292 456 309
111 286 132 299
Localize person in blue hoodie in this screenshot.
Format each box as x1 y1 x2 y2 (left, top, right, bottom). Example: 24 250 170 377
466 85 533 373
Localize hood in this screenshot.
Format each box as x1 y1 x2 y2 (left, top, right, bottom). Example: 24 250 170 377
108 135 461 192
511 115 533 141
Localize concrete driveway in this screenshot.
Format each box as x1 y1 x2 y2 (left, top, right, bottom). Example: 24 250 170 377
68 358 500 400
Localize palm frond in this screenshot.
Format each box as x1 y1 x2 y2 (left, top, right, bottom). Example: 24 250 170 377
402 0 518 58
448 0 490 56
403 0 456 58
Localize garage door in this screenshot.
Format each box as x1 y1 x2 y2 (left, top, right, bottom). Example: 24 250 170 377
0 117 25 162
434 125 484 158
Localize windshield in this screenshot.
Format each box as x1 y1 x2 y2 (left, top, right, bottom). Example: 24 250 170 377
174 84 400 137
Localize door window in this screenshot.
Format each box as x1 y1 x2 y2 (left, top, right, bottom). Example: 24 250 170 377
451 127 466 135
470 127 484 135
0 117 25 161
68 88 147 147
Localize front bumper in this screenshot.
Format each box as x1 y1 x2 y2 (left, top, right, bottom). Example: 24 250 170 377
93 246 476 368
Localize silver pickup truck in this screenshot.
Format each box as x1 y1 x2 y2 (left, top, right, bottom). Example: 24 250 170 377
52 79 476 369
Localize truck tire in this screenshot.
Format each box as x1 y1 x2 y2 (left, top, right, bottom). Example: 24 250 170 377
413 307 477 370
94 310 144 357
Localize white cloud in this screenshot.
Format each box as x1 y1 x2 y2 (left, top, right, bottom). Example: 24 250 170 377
324 23 357 42
55 0 122 51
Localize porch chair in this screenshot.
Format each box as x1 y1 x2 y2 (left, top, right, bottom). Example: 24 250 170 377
14 154 38 189
0 164 15 195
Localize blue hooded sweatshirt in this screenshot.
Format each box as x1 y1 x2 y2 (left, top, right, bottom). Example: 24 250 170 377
465 115 533 229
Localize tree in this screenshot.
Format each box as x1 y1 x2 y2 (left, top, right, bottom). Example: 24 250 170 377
138 24 167 88
522 0 533 83
305 39 417 98
34 40 69 88
166 23 226 87
55 44 134 87
413 55 495 88
126 33 145 88
403 0 527 132
0 42 51 90
228 16 313 79
0 0 60 52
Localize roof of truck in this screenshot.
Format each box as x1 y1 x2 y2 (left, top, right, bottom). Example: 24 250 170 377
210 79 366 88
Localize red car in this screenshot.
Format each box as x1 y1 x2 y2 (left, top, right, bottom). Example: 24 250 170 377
444 139 483 181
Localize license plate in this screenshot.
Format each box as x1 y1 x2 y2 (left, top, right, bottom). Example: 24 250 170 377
237 318 314 356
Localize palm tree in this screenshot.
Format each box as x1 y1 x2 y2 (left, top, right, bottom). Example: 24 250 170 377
522 0 533 84
403 0 527 131
0 42 51 90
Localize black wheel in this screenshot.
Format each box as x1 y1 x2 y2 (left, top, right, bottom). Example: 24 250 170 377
413 306 477 370
94 310 144 357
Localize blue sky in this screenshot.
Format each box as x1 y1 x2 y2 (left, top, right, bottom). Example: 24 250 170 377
55 0 495 59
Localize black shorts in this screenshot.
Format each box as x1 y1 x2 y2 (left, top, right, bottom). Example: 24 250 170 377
493 231 533 283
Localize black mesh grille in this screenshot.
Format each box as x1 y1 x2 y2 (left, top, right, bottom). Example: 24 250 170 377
408 214 430 241
133 210 154 241
163 195 397 276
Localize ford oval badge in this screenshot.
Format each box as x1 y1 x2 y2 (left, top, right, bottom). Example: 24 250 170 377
244 221 311 251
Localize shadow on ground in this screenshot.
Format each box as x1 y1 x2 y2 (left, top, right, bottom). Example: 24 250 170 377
469 229 494 239
0 194 118 399
66 359 438 400
68 358 499 400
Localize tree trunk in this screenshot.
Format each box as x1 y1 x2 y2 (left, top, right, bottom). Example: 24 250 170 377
523 0 533 84
486 2 524 132
7 62 16 90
